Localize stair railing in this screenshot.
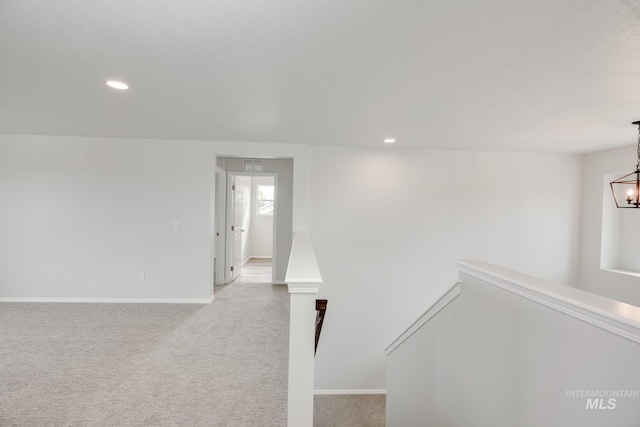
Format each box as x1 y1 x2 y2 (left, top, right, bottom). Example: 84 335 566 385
285 230 323 427
315 299 327 355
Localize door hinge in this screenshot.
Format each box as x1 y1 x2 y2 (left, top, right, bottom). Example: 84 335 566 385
232 185 235 191
230 266 234 272
231 225 235 231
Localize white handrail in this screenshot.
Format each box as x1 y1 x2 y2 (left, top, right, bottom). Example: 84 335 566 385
385 283 461 355
456 259 640 344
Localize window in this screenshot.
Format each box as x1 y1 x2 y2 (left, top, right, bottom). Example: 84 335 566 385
257 185 274 215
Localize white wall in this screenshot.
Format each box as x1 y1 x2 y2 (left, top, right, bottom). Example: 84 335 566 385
0 134 588 392
386 266 640 427
250 176 274 258
308 146 583 391
617 209 640 272
579 144 640 307
0 134 308 300
0 136 213 300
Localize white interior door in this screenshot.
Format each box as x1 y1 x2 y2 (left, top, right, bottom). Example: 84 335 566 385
230 178 244 282
214 168 226 285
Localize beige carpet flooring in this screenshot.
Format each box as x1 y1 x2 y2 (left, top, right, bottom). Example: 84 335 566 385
314 394 386 427
0 259 289 426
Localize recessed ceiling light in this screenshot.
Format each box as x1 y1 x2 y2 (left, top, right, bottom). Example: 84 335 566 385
384 138 396 144
106 80 129 90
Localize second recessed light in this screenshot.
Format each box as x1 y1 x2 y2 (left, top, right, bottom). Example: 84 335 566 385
106 80 129 90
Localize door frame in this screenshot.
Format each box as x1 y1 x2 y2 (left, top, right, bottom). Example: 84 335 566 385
225 171 278 284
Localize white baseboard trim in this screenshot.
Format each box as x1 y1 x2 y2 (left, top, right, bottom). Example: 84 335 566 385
272 281 287 285
314 389 387 395
248 256 273 259
0 295 215 304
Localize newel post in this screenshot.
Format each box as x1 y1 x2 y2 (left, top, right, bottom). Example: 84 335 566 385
285 231 323 427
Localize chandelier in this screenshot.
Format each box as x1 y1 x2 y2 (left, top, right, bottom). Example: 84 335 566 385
610 121 640 208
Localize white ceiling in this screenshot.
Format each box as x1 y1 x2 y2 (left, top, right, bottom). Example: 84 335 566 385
1 0 639 153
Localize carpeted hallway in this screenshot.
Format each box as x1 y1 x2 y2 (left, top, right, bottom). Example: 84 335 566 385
0 260 289 426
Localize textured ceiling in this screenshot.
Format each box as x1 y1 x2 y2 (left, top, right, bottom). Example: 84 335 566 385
1 0 639 152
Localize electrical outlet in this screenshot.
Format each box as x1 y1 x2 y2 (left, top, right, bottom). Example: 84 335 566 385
138 272 146 282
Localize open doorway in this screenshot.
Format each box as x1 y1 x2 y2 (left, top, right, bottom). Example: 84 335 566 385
213 157 293 288
226 174 275 284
